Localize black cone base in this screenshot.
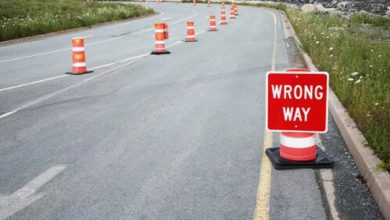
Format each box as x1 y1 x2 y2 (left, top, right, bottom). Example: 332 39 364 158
151 50 171 55
65 70 94 75
265 147 334 170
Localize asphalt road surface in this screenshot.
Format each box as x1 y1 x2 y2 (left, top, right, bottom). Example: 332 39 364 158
0 2 384 220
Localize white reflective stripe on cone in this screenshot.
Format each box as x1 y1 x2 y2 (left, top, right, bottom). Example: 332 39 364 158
155 40 165 44
280 134 316 148
155 29 164 33
187 35 195 38
72 47 85 52
72 62 86 67
188 27 195 29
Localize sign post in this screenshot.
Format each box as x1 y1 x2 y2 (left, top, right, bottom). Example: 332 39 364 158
265 68 334 169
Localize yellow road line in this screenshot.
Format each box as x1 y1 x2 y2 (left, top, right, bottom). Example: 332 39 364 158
253 10 277 220
254 131 273 220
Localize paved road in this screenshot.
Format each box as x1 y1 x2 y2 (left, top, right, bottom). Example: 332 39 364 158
0 2 384 220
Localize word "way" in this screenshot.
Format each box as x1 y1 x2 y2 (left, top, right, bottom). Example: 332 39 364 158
283 107 311 122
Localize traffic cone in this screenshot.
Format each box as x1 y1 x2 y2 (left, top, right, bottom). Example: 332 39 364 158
151 22 170 55
265 68 334 170
208 15 217 31
220 9 227 25
66 37 93 75
193 0 196 6
207 0 210 7
184 21 197 42
234 5 239 16
230 6 235 19
221 2 225 9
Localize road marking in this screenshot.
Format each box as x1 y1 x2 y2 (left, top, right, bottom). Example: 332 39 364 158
254 131 273 220
91 53 149 70
0 54 148 120
0 12 195 63
0 165 66 220
317 138 340 220
0 75 68 93
12 165 66 198
0 20 204 118
253 10 278 220
0 48 70 63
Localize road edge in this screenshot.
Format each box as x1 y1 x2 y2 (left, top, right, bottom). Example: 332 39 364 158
280 11 390 220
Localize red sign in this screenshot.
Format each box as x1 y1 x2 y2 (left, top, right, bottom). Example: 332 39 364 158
266 71 329 133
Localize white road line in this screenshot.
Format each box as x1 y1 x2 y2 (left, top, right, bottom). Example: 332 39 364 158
0 55 148 120
0 23 209 94
0 48 69 63
317 138 340 220
11 165 67 199
75 35 94 39
0 53 148 93
0 165 66 220
91 53 149 70
0 20 204 118
0 75 68 93
0 12 197 63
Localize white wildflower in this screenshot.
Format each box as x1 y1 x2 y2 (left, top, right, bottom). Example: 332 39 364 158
347 78 354 81
351 72 359 76
375 102 379 106
329 47 334 51
315 41 319 44
355 79 361 84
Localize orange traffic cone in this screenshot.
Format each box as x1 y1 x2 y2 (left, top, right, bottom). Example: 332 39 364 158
151 22 170 55
208 15 217 31
184 21 197 42
67 37 92 75
234 5 239 16
230 6 235 19
221 2 225 8
220 9 227 25
208 0 210 7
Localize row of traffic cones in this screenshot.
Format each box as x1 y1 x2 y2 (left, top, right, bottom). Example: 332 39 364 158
152 3 238 54
68 2 238 74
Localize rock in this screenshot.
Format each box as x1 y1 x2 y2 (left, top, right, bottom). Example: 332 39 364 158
301 4 316 13
280 0 389 16
371 4 385 13
315 4 326 13
337 1 350 10
321 8 343 16
386 9 390 17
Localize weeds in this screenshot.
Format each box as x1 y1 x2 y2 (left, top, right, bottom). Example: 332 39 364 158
0 0 154 41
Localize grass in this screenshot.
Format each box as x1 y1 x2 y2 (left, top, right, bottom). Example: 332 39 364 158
0 0 154 42
240 2 390 171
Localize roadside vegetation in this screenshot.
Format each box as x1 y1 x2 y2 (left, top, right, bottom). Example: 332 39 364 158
0 0 154 42
240 2 390 171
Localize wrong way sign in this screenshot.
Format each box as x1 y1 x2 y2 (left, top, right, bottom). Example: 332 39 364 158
266 71 329 133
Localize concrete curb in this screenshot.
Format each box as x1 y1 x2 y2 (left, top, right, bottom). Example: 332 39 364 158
280 11 390 220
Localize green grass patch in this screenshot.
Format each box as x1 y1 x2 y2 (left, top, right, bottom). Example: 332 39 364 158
242 2 390 170
0 0 154 42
